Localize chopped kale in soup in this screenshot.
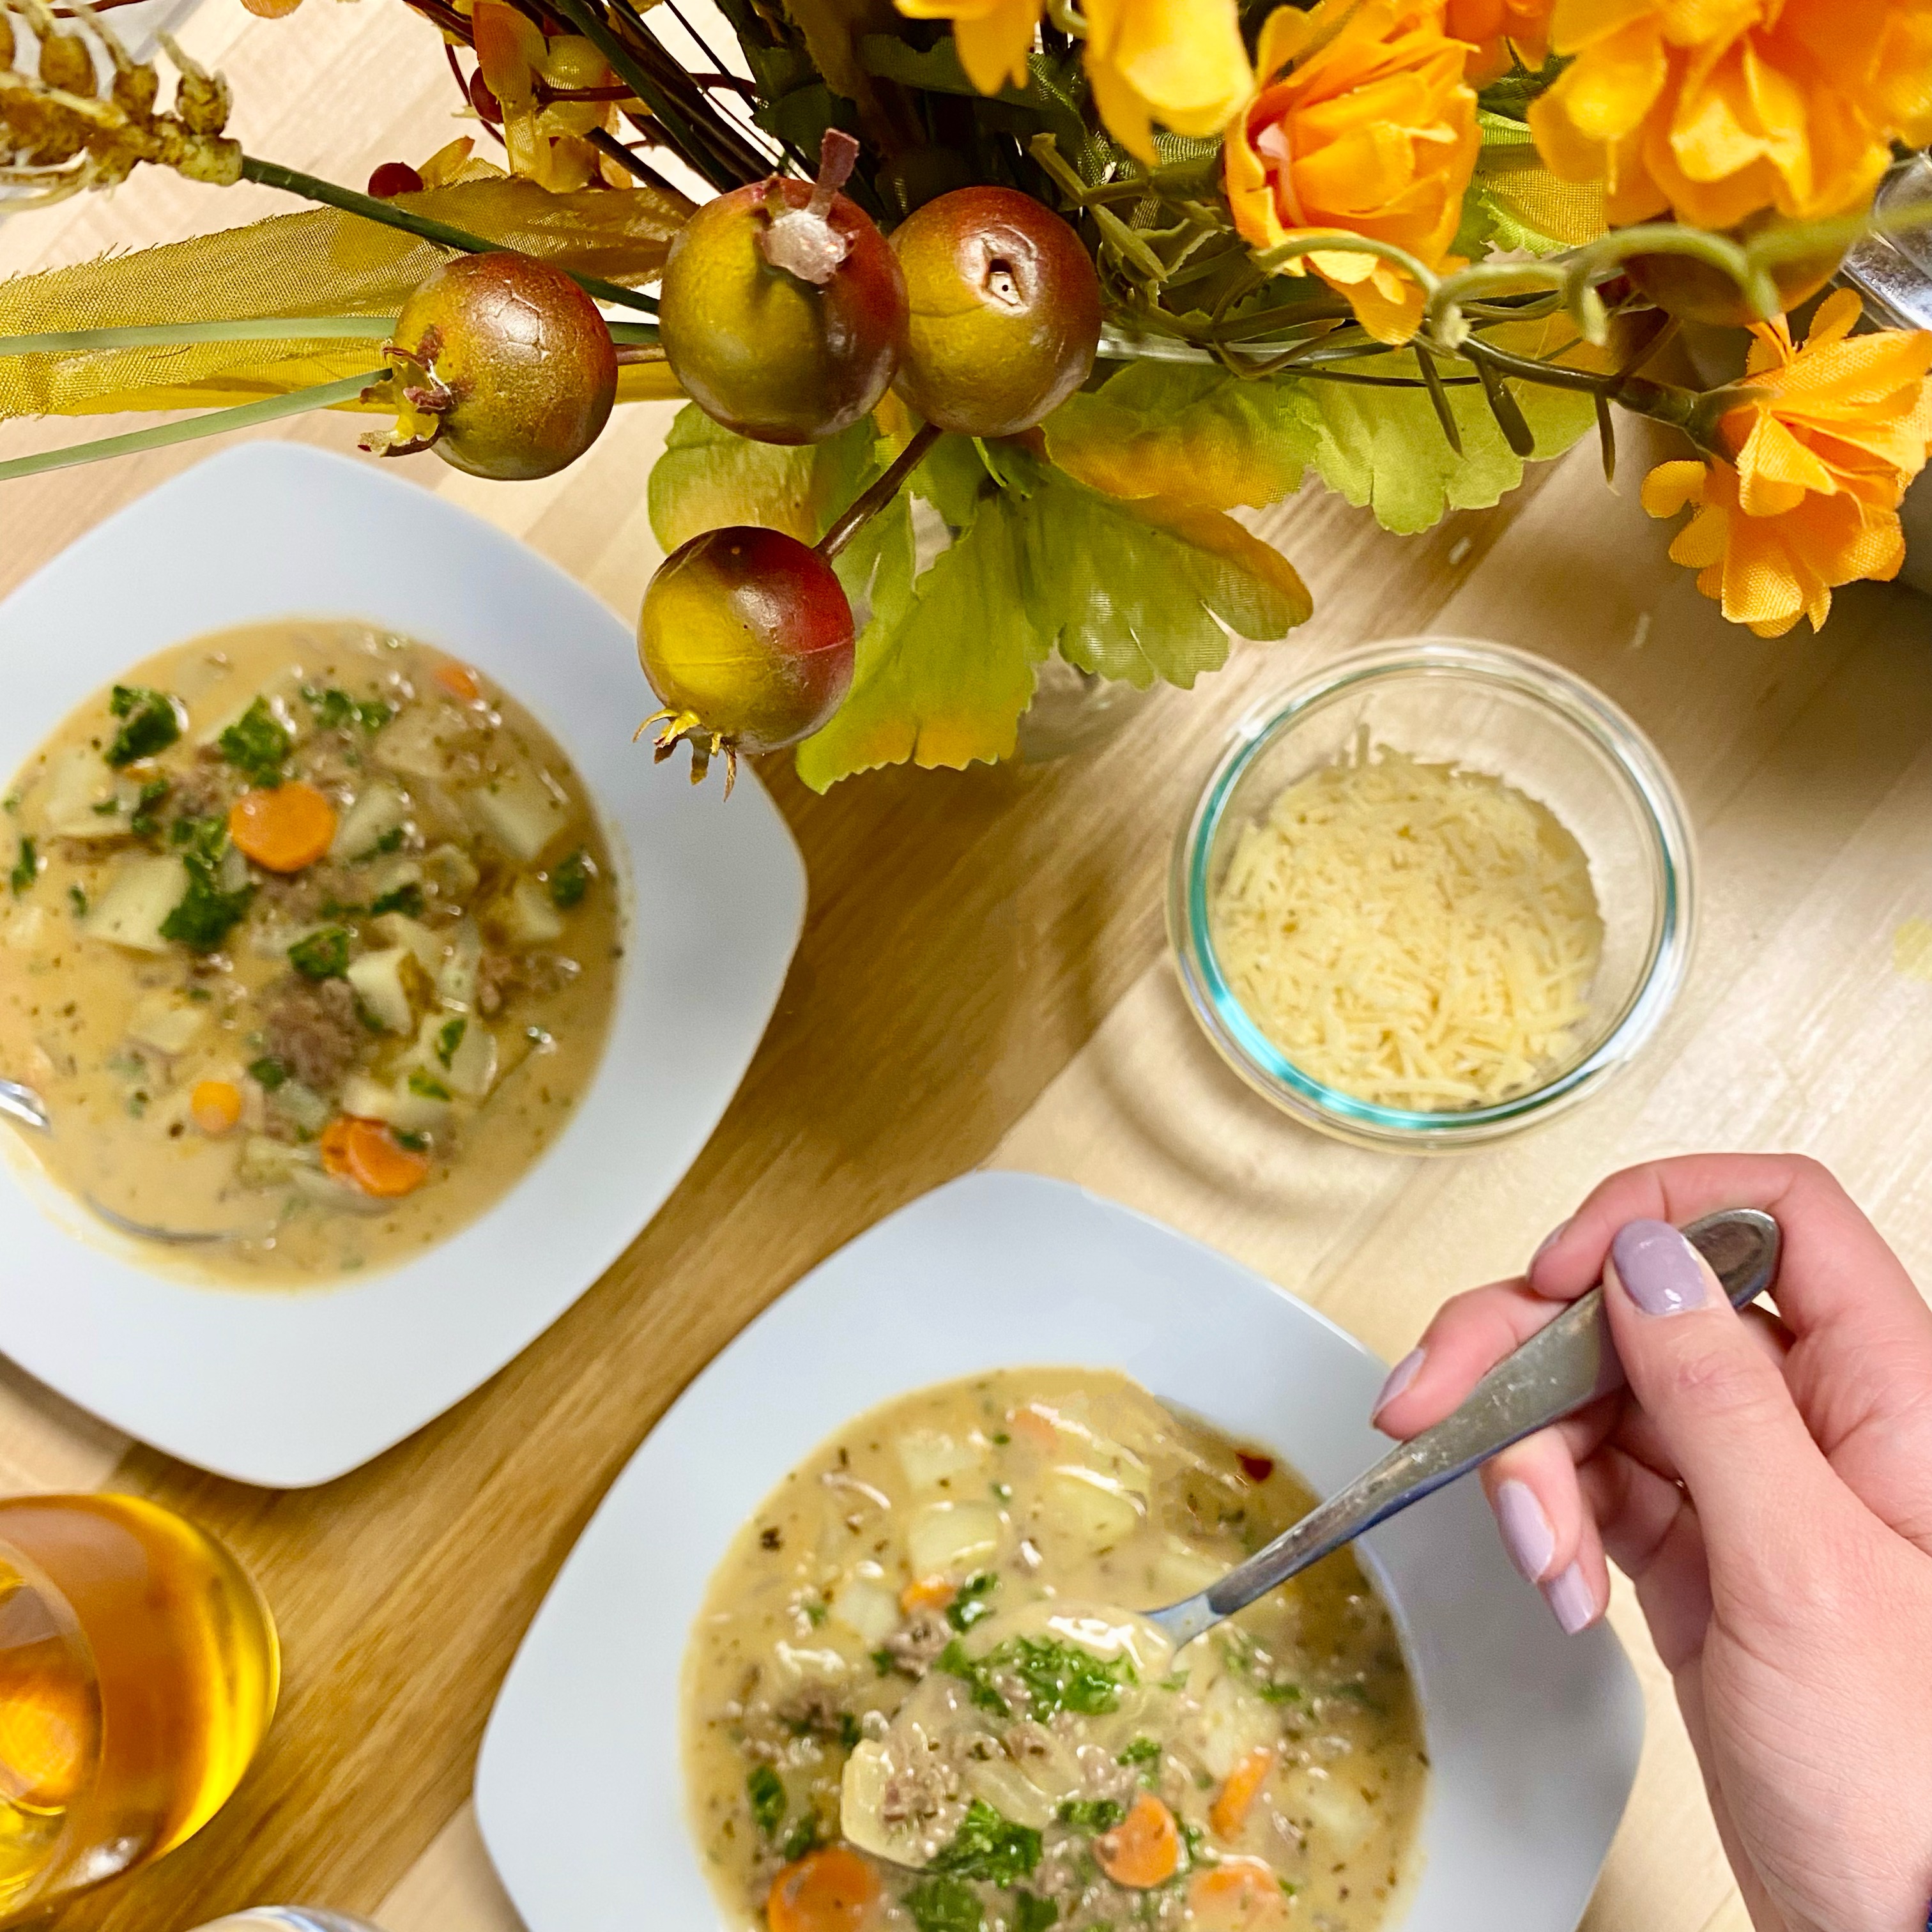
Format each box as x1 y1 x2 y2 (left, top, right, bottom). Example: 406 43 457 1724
0 621 620 1284
684 1368 1425 1931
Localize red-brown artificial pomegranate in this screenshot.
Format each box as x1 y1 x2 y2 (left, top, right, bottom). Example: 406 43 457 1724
362 251 617 480
657 130 907 446
890 185 1103 437
638 525 855 793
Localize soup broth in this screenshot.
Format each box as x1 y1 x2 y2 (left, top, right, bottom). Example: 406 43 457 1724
684 1368 1426 1931
0 621 620 1285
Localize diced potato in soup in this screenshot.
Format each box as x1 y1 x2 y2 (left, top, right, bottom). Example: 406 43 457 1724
683 1368 1425 1932
0 620 621 1285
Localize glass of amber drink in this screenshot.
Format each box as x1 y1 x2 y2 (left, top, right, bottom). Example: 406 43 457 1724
0 1493 279 1924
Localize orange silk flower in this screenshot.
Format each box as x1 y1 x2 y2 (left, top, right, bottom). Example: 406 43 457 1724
1529 0 1932 229
1641 291 1932 637
1225 1 1480 345
892 0 1252 162
1444 0 1554 87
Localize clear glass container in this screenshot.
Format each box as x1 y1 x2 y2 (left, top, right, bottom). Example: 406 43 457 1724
1169 638 1696 1151
0 1493 279 1924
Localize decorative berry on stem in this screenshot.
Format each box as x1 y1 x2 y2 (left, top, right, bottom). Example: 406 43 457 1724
890 186 1103 437
758 128 861 285
657 131 907 445
360 251 617 479
637 526 856 798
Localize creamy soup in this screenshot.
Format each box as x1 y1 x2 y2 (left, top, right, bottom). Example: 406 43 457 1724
684 1369 1425 1932
0 621 620 1285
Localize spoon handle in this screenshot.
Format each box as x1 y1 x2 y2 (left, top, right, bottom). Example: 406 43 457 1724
1148 1208 1781 1648
0 1078 49 1133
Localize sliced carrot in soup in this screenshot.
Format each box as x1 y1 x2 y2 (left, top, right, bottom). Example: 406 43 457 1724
1209 1744 1276 1839
227 781 337 873
1188 1858 1292 1928
320 1116 431 1199
1095 1790 1180 1889
766 1845 878 1932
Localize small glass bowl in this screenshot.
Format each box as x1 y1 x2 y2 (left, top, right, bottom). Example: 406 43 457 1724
1169 638 1696 1152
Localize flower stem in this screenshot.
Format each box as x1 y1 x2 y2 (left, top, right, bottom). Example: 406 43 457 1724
0 370 389 484
544 0 752 194
817 424 942 563
0 317 396 357
237 155 661 317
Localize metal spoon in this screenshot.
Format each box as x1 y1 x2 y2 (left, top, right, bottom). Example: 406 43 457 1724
1146 1208 1781 1648
0 1073 270 1246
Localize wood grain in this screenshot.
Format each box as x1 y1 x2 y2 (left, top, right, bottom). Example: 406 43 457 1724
7 7 1931 1931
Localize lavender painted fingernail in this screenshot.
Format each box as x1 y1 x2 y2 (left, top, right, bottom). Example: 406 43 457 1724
1543 1561 1596 1634
1611 1218 1711 1317
1494 1479 1556 1583
1531 1218 1570 1267
1372 1347 1425 1422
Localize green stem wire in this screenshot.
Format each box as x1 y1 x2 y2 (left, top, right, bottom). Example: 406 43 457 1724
0 370 388 484
237 155 661 318
0 317 397 356
0 314 659 360
542 0 747 195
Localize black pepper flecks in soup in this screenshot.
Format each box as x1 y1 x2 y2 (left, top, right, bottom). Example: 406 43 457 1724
684 1368 1426 1932
0 620 620 1285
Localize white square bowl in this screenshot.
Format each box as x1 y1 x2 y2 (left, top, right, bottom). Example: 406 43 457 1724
477 1170 1644 1932
0 443 805 1487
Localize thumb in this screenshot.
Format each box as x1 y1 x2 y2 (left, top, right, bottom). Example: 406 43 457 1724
1606 1218 1844 1590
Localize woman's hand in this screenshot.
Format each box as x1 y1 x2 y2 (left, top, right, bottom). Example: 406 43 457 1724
1370 1154 1932 1932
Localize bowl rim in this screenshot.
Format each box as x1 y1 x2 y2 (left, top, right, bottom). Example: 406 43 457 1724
1169 636 1697 1148
0 443 806 1485
476 1169 1646 1932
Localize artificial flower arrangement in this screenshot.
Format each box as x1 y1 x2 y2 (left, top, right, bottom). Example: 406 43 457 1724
3 0 1931 792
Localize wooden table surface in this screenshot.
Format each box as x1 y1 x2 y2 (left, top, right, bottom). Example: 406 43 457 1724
9 9 1932 1932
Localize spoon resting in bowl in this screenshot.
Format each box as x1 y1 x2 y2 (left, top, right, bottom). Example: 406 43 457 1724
0 1073 276 1246
1143 1207 1780 1648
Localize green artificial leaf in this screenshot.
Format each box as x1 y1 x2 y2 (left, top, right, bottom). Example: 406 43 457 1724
648 405 884 552
1017 465 1310 689
1455 109 1603 259
1476 54 1570 124
776 0 899 118
1289 342 1595 535
795 491 1046 791
829 484 919 633
914 433 999 530
1043 360 1319 510
854 34 1092 164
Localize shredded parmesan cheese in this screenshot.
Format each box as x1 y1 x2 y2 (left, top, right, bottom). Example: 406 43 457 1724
1210 737 1604 1110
